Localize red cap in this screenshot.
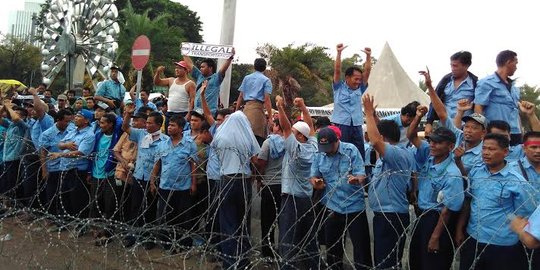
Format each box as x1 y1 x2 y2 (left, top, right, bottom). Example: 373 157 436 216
173 60 188 69
328 125 342 140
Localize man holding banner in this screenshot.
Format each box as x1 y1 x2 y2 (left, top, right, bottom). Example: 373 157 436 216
182 46 235 114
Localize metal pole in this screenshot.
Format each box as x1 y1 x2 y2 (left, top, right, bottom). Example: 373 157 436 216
136 70 142 99
218 0 236 108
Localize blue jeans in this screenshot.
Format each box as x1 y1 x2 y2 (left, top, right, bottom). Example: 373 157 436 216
333 123 365 159
219 175 252 269
278 194 320 270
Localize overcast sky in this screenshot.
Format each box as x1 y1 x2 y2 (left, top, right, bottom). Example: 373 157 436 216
2 0 539 88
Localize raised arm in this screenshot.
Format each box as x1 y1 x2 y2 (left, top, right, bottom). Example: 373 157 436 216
294 97 315 136
218 47 235 77
420 70 448 122
153 66 170 87
407 105 428 148
3 100 21 123
28 87 47 118
362 47 372 83
182 55 194 73
121 104 135 134
199 80 215 126
520 100 540 131
363 94 386 156
334 43 347 84
454 99 473 128
276 95 292 138
186 81 196 120
129 85 136 101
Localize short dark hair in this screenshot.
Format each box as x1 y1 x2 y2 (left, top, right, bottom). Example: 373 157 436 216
85 97 94 102
67 90 76 95
344 66 362 77
140 88 150 95
487 120 511 133
13 106 28 117
139 106 153 114
484 133 510 149
148 111 163 127
44 89 52 94
254 58 267 72
201 59 216 73
55 109 73 121
315 116 331 130
216 108 232 118
38 83 47 89
523 131 540 142
377 120 400 143
450 51 472 66
401 101 420 117
169 115 186 128
102 113 116 124
201 120 211 131
496 50 517 67
273 118 282 130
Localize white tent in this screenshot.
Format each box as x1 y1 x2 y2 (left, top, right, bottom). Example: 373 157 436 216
365 42 430 108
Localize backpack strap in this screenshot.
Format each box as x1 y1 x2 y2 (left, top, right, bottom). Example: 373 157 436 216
518 160 529 181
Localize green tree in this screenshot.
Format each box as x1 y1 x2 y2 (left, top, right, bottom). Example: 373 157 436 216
0 35 42 86
229 63 253 105
520 84 540 131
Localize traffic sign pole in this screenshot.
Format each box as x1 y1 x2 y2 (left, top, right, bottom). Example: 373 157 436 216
131 35 151 100
136 70 142 99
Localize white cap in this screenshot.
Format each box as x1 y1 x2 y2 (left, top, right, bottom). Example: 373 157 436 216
292 121 310 138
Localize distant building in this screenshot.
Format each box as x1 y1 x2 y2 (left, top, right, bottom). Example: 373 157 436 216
8 0 44 42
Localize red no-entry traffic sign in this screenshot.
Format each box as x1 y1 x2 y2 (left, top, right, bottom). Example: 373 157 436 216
131 35 151 70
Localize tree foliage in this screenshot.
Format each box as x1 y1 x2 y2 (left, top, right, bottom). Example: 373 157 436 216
520 84 540 131
0 35 42 87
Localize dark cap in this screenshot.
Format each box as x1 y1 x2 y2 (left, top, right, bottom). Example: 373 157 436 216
317 127 339 153
426 127 456 144
131 112 147 120
110 63 119 70
461 113 487 129
190 108 204 118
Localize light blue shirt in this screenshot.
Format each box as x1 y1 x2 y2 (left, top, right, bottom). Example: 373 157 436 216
474 73 521 134
135 99 157 113
96 80 126 102
467 163 536 246
368 143 415 213
443 75 475 120
39 124 69 172
506 144 524 162
30 114 54 150
206 124 220 180
156 135 197 191
238 71 272 102
59 126 95 171
330 80 367 127
525 204 540 241
282 135 318 198
192 68 224 114
310 141 366 214
415 141 464 212
383 113 409 147
3 119 30 162
0 125 6 163
442 118 483 174
509 157 540 202
91 134 113 179
129 128 169 181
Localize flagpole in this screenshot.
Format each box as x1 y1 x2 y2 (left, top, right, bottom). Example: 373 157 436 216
218 0 236 109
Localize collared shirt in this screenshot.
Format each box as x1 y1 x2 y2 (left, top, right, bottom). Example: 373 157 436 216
92 134 114 179
30 113 54 150
192 68 224 114
238 71 272 102
135 99 157 113
0 125 6 163
442 118 483 174
467 163 536 246
113 133 138 182
444 75 475 120
96 80 126 102
258 137 284 186
39 124 69 172
3 119 30 162
282 135 318 198
474 73 521 134
213 128 259 177
129 128 169 181
310 141 366 214
506 144 524 162
383 113 409 147
59 126 95 171
415 141 464 212
509 157 540 202
156 135 197 191
368 143 415 214
206 123 221 180
525 204 540 241
330 80 367 127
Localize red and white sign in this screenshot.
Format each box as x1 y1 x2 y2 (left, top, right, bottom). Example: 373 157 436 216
131 35 151 70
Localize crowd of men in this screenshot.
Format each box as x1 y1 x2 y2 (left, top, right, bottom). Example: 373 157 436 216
0 45 539 270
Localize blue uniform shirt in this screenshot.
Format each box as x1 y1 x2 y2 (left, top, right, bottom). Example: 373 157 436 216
135 99 157 113
509 157 540 202
415 141 464 212
443 75 475 120
59 126 95 171
311 141 366 214
506 144 524 162
467 163 536 246
96 80 126 102
330 80 367 127
383 113 409 147
156 134 197 191
442 118 483 174
282 135 318 198
30 114 54 150
525 204 540 241
206 124 220 181
238 71 272 102
91 134 114 179
0 125 7 163
129 128 169 181
39 124 69 172
474 73 521 134
3 119 30 162
368 143 415 213
192 68 224 114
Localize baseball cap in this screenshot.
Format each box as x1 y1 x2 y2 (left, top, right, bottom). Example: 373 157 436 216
57 94 68 101
292 121 310 139
110 63 119 70
327 125 342 140
426 127 456 144
125 99 133 105
173 60 188 69
77 109 94 122
462 113 487 129
131 112 147 119
96 102 110 111
317 127 339 153
190 108 204 118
